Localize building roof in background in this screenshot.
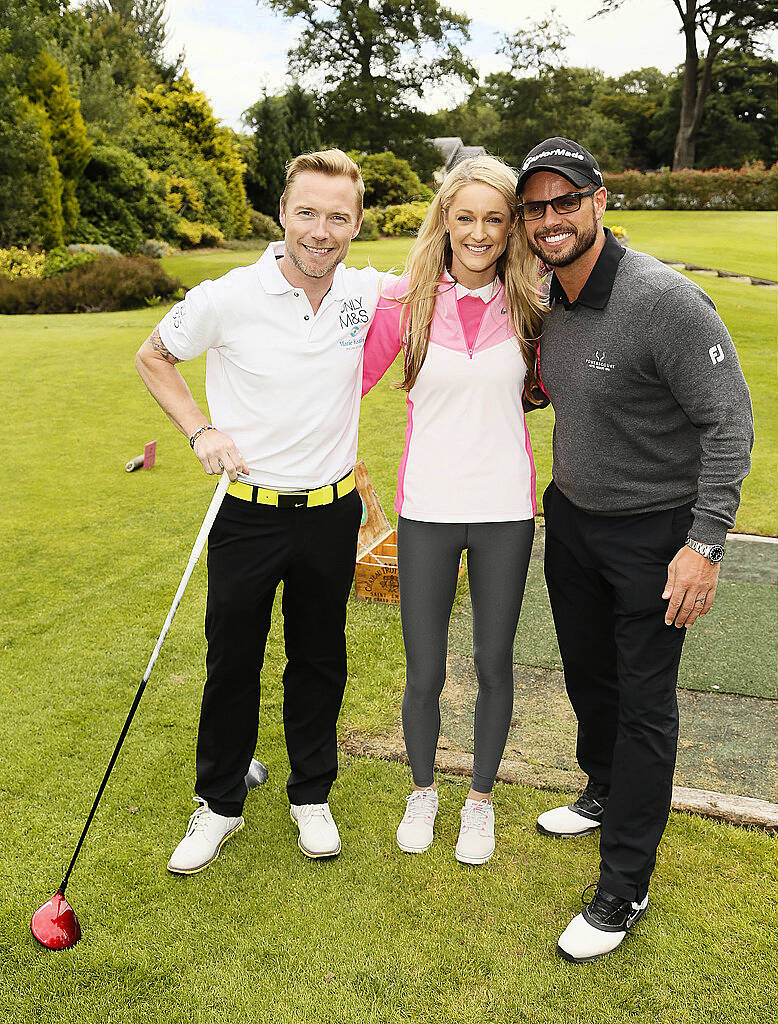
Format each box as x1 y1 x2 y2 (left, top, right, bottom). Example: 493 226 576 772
431 137 487 173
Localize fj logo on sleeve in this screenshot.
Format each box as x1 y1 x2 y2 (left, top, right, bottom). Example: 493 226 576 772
172 304 185 329
709 344 725 365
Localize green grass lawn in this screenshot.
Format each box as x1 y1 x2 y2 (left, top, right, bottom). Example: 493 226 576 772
1 225 776 1022
602 211 777 281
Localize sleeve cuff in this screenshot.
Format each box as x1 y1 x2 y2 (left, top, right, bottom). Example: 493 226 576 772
689 510 730 548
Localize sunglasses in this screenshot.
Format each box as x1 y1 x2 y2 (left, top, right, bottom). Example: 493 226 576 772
518 186 600 222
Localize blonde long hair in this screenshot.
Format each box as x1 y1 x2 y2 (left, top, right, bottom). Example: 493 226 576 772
398 155 545 396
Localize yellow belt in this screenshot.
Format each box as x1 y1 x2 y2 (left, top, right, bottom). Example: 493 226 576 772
227 469 356 509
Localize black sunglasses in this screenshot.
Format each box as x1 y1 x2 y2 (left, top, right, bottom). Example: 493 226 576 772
518 186 600 222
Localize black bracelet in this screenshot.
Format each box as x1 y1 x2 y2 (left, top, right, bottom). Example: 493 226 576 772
189 424 214 449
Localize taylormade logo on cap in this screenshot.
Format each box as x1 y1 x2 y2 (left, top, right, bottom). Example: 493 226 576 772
521 148 587 172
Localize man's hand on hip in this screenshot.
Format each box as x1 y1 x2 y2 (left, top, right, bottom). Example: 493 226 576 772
662 546 720 629
193 429 248 481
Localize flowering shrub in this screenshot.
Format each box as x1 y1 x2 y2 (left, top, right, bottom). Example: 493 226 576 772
604 164 778 211
0 246 97 280
377 201 431 236
609 225 629 240
0 247 46 279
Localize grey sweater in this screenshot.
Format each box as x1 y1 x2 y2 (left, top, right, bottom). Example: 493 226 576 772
539 247 754 546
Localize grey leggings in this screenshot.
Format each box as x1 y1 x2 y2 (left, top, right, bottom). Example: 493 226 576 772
397 517 535 793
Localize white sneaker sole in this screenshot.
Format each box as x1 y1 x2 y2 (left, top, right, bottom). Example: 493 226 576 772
167 818 244 875
556 904 649 963
290 811 341 859
536 820 601 838
455 847 494 865
397 836 433 854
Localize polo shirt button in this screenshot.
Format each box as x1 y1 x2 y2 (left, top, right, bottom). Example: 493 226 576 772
304 315 310 320
294 292 300 297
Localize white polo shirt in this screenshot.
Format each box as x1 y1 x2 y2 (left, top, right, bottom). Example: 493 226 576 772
159 242 384 490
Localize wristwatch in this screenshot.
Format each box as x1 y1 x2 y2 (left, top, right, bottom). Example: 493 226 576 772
685 537 725 564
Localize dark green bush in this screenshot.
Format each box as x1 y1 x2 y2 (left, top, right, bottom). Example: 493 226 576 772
41 247 96 278
0 255 182 314
76 140 178 252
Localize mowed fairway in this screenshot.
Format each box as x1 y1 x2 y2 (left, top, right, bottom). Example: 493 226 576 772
2 218 777 1023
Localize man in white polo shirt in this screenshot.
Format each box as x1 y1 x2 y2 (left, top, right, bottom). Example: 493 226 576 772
135 150 384 871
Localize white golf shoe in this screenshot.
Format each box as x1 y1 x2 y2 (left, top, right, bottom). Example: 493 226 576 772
455 798 495 865
167 798 244 874
557 886 649 963
290 802 341 858
396 788 439 853
536 781 608 838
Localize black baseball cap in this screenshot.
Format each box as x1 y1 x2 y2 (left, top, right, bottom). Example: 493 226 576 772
516 137 603 194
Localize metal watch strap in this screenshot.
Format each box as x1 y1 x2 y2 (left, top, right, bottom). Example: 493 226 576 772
685 537 725 563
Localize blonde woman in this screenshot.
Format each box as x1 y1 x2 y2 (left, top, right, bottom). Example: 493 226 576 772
362 156 546 864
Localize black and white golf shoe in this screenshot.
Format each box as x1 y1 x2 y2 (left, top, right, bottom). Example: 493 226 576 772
557 884 649 963
536 780 608 837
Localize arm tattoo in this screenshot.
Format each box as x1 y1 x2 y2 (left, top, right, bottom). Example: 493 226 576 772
149 326 181 364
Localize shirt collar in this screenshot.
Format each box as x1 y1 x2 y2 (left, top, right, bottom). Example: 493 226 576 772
443 269 499 303
256 241 347 299
548 227 625 310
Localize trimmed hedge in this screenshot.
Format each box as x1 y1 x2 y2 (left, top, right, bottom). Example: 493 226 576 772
0 255 182 314
604 164 778 210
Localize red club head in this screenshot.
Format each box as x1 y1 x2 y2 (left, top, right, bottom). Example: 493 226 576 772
31 891 82 950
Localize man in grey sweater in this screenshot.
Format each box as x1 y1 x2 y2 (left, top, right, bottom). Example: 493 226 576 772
516 138 753 963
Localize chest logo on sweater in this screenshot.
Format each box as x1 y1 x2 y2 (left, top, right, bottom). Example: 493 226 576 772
338 297 369 347
585 349 615 372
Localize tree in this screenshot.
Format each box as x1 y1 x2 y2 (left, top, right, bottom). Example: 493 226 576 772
349 151 428 207
78 0 183 80
258 0 476 157
27 51 91 239
596 68 674 169
135 73 251 237
284 83 321 157
243 91 292 216
595 1 778 168
647 49 777 169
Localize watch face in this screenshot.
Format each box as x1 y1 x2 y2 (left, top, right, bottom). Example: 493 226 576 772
709 545 725 563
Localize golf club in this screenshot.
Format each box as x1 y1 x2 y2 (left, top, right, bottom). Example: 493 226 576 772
31 471 231 951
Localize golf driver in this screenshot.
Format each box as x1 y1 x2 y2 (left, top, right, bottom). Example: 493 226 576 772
31 471 231 951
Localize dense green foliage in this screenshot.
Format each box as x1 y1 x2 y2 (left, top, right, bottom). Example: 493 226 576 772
243 85 321 217
350 151 432 207
596 1 778 169
0 253 181 313
0 2 250 251
429 51 777 174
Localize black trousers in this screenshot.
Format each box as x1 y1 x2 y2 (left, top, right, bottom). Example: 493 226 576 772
195 488 362 815
543 481 692 902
